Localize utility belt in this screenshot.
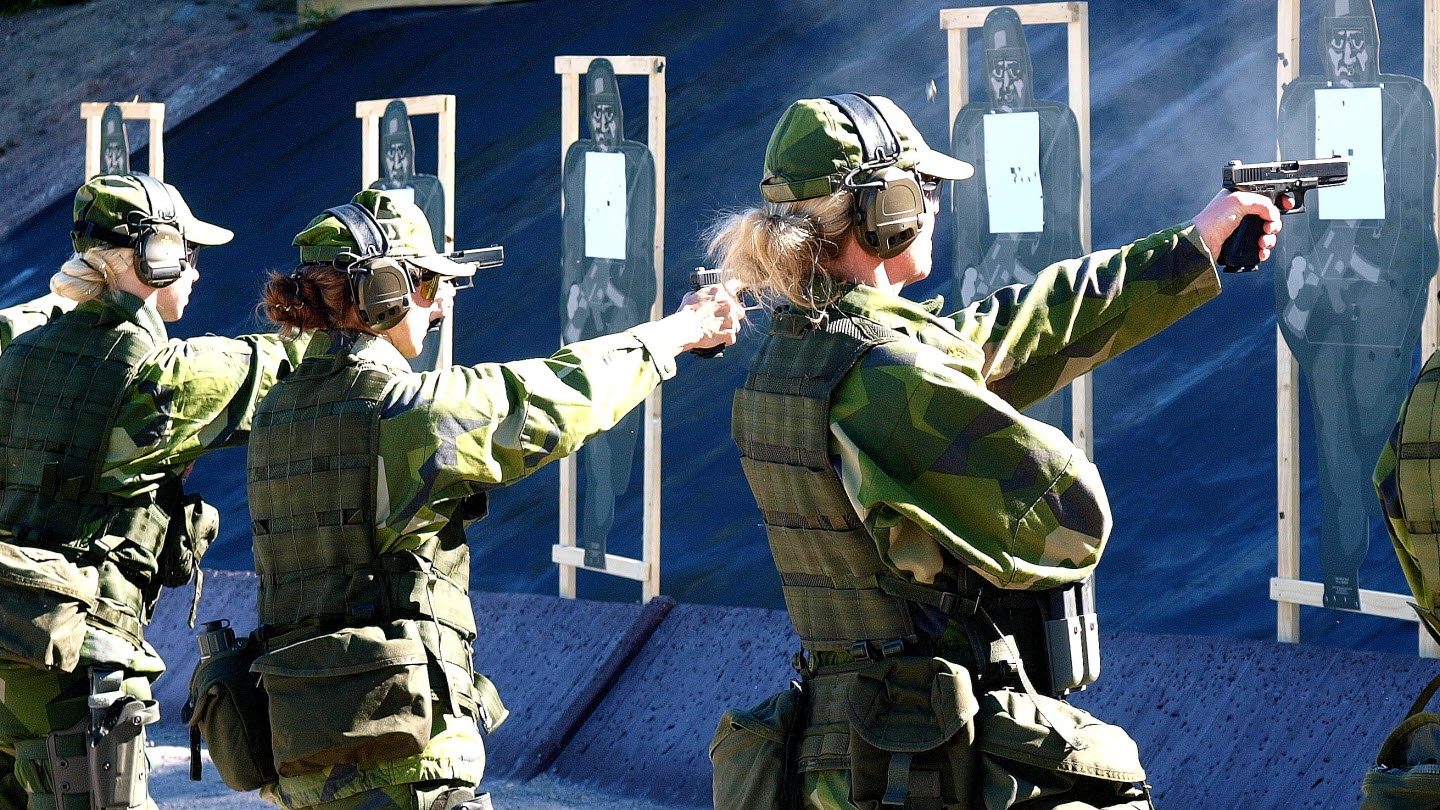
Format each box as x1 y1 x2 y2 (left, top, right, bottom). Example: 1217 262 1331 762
712 582 1147 810
189 611 507 791
256 554 476 644
801 573 1101 699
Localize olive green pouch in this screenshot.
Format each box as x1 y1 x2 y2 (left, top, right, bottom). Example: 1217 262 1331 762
0 540 98 671
186 634 277 791
844 657 979 810
159 493 218 588
710 683 804 810
975 688 1150 810
1360 673 1440 809
251 621 432 776
474 672 509 734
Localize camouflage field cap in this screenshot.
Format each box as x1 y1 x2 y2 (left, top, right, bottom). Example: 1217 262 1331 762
760 95 975 203
72 174 233 253
293 189 472 277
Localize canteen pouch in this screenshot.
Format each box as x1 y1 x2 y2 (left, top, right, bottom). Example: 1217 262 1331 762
1361 673 1440 809
186 633 276 791
844 657 979 810
710 682 804 810
251 621 432 776
975 687 1150 810
159 491 218 588
0 540 98 671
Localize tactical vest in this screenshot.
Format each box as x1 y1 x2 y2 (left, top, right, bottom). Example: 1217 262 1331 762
247 345 477 643
733 310 972 655
1393 352 1440 643
0 305 174 641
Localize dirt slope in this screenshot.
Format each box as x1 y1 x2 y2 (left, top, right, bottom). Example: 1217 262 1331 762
0 0 314 239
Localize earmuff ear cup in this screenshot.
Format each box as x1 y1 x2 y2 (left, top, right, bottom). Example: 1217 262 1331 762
352 257 414 330
135 222 186 287
854 166 924 260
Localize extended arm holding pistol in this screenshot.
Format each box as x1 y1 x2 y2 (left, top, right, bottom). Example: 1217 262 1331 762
1218 157 1349 272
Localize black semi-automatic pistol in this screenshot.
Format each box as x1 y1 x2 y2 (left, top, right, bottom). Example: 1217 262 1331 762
447 245 505 271
1218 157 1349 272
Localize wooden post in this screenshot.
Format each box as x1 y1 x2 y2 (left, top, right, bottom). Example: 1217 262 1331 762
1275 0 1303 646
552 56 667 603
356 95 457 366
80 102 165 180
940 2 1093 456
1426 0 1440 358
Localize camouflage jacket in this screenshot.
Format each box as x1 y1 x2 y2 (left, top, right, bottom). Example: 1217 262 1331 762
1374 348 1440 642
0 291 311 500
288 325 673 556
830 223 1218 591
0 291 309 670
261 325 674 808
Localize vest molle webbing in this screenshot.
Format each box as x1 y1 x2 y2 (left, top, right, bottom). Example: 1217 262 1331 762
247 349 475 642
734 310 972 654
0 306 171 637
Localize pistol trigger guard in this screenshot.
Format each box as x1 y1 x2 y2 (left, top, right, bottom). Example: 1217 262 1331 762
1284 190 1307 215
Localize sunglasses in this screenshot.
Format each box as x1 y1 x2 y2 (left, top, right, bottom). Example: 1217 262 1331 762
416 271 473 301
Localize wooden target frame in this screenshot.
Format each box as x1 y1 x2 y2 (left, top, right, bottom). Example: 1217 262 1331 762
941 2 1094 458
1270 0 1440 657
356 94 457 366
552 55 666 602
82 102 164 180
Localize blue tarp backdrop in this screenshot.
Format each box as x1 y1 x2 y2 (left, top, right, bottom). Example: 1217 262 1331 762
0 0 1429 653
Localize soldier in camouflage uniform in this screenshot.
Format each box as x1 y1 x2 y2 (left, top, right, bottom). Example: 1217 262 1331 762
239 190 738 810
0 174 310 810
707 95 1283 809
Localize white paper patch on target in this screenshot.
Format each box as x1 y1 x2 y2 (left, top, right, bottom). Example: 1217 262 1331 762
1314 87 1385 221
983 112 1044 234
584 151 628 259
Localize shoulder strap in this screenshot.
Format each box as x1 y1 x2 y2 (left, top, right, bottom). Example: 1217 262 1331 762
1406 671 1440 719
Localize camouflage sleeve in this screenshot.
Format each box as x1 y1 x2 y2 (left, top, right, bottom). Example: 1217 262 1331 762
831 340 1111 591
0 294 75 351
373 327 674 548
950 223 1220 411
103 332 312 485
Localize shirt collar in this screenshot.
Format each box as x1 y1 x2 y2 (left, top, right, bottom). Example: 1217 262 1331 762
304 329 411 371
830 282 949 336
78 290 169 342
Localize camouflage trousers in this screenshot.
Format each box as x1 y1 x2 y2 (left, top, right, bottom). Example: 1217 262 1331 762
290 781 492 810
0 661 157 810
801 769 1152 810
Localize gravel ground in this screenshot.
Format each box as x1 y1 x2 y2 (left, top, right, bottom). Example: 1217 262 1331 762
0 0 315 241
148 725 698 810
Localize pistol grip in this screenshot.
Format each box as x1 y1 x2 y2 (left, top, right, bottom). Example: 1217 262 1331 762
1218 213 1267 273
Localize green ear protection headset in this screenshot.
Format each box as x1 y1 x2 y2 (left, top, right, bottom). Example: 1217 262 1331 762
71 174 188 288
824 93 926 260
323 202 416 331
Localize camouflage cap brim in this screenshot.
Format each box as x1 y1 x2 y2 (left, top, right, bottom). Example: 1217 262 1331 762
915 149 975 182
181 217 234 247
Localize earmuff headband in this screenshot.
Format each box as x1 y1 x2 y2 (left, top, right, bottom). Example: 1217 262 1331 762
824 93 901 169
323 203 389 265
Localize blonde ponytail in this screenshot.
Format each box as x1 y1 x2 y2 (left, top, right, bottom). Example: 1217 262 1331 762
50 247 134 303
706 192 854 312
